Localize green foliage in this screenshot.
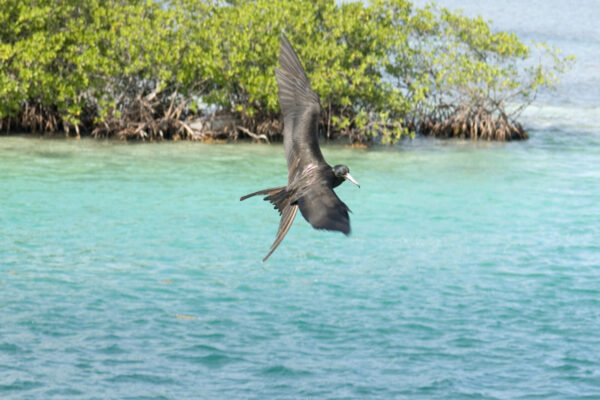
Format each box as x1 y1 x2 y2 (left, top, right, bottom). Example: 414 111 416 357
406 5 573 117
0 0 573 142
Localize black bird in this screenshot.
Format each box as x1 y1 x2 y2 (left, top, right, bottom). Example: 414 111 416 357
241 34 360 262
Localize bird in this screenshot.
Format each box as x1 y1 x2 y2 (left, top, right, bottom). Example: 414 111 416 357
240 34 360 262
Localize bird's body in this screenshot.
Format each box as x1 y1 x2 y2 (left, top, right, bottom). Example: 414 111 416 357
241 34 359 262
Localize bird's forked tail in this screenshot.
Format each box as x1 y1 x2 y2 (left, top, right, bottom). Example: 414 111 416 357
240 186 288 215
240 186 298 262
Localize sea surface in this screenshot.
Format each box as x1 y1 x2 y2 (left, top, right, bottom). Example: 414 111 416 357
1 1 599 399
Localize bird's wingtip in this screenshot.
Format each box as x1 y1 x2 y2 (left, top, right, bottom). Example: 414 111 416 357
280 32 292 47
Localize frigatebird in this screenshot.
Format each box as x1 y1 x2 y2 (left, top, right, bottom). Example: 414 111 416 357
241 34 360 262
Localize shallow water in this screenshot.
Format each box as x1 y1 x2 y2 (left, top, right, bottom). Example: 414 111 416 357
413 0 600 134
2 0 600 398
1 132 599 399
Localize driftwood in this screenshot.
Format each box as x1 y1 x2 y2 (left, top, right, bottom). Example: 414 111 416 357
236 126 269 143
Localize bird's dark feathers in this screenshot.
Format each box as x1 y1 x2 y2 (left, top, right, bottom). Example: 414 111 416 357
240 186 285 202
240 186 288 215
241 34 354 262
262 204 298 262
297 184 351 235
274 35 324 181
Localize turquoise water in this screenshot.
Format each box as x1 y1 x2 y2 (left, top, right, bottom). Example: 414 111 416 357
1 132 599 398
2 0 600 398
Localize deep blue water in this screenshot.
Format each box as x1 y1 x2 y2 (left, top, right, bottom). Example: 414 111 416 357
1 1 600 399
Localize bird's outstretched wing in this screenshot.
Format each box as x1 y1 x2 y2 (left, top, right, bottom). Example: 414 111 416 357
274 34 325 182
296 184 351 235
262 204 298 262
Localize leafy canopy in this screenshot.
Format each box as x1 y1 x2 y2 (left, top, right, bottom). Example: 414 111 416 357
0 0 573 142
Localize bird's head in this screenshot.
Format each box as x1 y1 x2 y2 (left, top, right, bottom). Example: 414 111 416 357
332 164 360 188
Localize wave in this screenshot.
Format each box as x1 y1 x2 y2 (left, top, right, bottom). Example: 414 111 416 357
520 103 600 134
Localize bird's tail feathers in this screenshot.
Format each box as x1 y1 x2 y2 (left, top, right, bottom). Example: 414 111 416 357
241 186 291 216
262 204 298 262
264 188 290 215
240 186 285 201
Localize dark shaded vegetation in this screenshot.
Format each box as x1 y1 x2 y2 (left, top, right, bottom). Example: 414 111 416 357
0 0 572 143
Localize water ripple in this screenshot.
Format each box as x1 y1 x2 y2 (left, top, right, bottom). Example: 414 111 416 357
1 128 600 399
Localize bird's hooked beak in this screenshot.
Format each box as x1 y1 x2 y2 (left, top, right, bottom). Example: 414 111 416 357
343 173 360 188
